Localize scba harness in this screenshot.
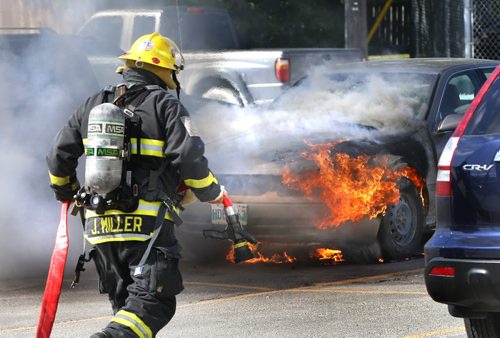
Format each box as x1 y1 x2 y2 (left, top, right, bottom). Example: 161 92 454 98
75 84 183 226
76 84 165 214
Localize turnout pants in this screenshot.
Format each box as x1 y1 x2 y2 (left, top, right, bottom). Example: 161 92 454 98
92 221 184 338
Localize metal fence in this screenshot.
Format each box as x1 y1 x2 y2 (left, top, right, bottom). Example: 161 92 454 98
473 0 500 59
368 0 500 60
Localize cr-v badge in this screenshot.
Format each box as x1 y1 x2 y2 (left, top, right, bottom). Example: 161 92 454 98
462 164 494 171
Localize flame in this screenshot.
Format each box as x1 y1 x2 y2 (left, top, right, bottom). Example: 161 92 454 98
282 141 425 228
226 243 297 264
310 248 344 264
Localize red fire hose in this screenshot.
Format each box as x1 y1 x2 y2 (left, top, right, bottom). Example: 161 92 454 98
36 201 70 338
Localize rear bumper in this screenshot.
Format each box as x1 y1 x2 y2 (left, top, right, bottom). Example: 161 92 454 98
425 257 500 315
179 194 380 246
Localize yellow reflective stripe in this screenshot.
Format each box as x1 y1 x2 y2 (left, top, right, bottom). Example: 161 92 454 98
234 241 248 249
112 318 145 338
84 234 151 245
85 199 180 220
130 138 165 157
83 138 88 145
141 138 164 147
184 172 218 189
113 310 152 338
48 172 70 186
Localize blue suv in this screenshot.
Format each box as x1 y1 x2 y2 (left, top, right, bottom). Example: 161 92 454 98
425 64 500 336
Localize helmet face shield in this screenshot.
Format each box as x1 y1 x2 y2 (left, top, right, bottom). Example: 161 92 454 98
119 32 184 72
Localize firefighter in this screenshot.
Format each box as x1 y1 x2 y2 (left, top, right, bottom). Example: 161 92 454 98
46 32 225 338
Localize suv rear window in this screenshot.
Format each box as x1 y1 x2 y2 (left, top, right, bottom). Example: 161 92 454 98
464 76 500 135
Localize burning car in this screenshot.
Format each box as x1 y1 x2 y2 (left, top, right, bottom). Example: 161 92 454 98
179 58 499 262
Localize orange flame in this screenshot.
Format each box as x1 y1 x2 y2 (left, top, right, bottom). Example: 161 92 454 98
282 142 425 228
310 248 344 264
226 243 297 264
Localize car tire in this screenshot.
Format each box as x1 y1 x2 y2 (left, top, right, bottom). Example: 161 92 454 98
377 179 424 261
465 314 500 337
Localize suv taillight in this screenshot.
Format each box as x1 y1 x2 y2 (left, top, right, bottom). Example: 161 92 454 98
275 58 290 83
436 137 459 197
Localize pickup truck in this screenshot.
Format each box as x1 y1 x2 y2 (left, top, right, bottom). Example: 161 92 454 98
78 6 362 105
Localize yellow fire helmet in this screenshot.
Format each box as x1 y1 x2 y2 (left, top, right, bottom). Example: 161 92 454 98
119 32 183 71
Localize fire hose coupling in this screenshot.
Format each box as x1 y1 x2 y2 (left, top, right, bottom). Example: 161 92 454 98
203 196 258 263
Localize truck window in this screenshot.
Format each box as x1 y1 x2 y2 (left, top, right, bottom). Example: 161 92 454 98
132 16 156 42
161 11 237 51
464 76 500 135
80 16 123 44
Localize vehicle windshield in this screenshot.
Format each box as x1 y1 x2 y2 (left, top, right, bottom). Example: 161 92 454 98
464 75 500 135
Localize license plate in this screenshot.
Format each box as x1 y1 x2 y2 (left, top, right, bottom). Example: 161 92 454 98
210 204 248 226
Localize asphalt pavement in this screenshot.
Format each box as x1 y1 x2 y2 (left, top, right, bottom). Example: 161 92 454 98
0 254 466 338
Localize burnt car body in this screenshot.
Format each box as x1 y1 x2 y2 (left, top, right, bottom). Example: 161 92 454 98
179 58 499 261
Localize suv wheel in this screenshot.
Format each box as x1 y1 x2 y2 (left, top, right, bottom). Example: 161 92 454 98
465 314 500 337
378 180 424 261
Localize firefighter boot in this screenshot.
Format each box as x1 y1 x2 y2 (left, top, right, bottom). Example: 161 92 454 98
90 331 112 338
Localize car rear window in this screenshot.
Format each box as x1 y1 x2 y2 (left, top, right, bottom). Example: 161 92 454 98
464 75 500 135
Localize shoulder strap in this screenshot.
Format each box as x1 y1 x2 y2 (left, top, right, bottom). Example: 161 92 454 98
102 85 116 104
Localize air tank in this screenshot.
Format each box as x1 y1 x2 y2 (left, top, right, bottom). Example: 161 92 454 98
85 103 125 195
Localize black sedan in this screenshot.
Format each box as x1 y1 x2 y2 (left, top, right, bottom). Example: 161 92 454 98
180 58 500 262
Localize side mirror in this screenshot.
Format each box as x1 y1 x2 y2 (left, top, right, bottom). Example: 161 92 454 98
437 114 463 133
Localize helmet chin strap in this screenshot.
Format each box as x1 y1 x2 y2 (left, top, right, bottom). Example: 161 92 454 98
172 71 181 99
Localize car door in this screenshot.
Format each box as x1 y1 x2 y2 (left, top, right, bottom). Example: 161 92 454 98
432 69 488 158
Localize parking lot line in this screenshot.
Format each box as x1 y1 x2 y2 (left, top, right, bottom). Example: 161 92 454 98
184 281 273 291
289 289 427 295
179 268 425 307
312 268 423 287
404 326 465 337
0 315 112 334
0 268 423 334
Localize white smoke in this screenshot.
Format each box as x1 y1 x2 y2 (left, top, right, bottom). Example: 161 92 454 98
0 28 99 279
188 63 429 174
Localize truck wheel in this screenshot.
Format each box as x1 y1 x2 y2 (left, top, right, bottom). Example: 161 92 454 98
377 181 424 261
465 314 500 337
201 86 243 106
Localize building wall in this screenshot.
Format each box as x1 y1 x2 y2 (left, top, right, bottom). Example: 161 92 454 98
0 0 96 33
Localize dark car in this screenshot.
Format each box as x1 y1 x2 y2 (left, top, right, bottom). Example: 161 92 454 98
424 65 500 336
180 58 499 262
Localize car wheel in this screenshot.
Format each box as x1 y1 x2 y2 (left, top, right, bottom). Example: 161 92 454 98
377 180 424 261
465 314 500 337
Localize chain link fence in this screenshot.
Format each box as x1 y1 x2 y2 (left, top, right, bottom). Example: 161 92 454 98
473 0 500 59
369 0 500 60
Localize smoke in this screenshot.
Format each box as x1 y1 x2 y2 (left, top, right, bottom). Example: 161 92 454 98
0 30 99 280
188 63 430 175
